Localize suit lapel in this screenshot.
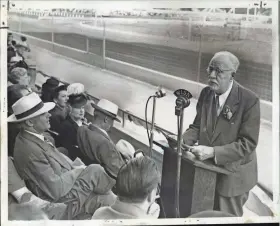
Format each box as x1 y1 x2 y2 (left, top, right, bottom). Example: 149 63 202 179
21 130 72 170
211 81 240 143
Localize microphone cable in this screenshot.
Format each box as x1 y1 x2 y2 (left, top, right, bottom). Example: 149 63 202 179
145 95 155 157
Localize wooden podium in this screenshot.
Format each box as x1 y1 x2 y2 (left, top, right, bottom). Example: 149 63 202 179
154 140 231 218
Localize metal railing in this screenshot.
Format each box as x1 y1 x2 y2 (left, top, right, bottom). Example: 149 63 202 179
36 70 176 137
8 12 273 102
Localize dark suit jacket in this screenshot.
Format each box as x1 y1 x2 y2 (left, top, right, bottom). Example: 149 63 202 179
183 81 260 197
77 124 126 179
58 116 84 161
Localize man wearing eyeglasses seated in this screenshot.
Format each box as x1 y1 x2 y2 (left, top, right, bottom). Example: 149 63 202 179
182 51 260 217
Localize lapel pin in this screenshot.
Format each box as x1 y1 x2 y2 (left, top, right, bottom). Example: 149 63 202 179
223 105 233 120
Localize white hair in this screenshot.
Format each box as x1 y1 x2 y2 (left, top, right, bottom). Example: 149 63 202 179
212 51 240 73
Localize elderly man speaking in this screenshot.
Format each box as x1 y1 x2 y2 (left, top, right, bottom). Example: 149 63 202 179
9 92 116 219
182 51 260 216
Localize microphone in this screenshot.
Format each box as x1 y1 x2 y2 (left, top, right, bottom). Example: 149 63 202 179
155 86 166 98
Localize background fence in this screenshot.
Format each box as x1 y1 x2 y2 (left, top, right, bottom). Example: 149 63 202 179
8 11 272 101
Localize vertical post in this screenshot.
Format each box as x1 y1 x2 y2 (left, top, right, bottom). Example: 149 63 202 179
86 37 89 53
188 17 192 41
51 13 54 51
122 111 125 128
103 19 106 69
95 12 97 27
196 31 202 87
19 12 22 33
149 96 156 156
246 7 249 22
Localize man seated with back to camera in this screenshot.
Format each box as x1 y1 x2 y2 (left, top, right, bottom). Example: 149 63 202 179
92 156 161 219
77 99 135 178
9 92 117 219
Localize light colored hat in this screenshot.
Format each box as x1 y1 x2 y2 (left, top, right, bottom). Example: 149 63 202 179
8 92 55 123
15 41 29 50
10 56 23 63
91 99 121 122
67 83 84 96
116 139 135 159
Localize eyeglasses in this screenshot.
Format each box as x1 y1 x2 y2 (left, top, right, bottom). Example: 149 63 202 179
206 66 233 76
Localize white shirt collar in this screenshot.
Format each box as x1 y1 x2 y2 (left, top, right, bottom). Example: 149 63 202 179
25 130 45 141
94 125 108 136
216 81 233 114
99 128 108 136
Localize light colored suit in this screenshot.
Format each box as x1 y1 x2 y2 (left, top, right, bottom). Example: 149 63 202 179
13 130 116 219
183 81 260 216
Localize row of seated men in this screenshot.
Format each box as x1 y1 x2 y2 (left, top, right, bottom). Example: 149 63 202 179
7 33 235 220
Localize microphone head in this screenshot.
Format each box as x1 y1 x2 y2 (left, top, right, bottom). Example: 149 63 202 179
156 87 166 98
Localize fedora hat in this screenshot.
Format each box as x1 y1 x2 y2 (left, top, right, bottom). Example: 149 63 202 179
8 92 55 123
91 99 121 122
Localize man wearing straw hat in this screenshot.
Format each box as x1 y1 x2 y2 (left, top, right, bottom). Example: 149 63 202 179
9 93 116 219
77 99 135 179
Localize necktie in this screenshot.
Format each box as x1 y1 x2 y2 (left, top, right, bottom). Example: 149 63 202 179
215 95 220 116
211 94 220 132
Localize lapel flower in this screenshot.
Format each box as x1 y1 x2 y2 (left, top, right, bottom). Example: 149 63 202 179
223 105 233 120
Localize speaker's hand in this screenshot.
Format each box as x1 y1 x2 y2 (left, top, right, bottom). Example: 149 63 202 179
189 145 214 161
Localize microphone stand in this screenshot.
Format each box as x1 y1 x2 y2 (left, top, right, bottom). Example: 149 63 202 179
175 105 185 218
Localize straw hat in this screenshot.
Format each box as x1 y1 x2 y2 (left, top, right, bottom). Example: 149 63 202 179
91 99 121 122
8 92 55 123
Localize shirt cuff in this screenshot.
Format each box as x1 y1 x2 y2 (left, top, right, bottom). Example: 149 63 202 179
213 148 217 164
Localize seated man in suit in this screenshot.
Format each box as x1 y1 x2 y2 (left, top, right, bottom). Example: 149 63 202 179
8 157 67 220
77 99 135 179
9 93 116 219
182 51 260 216
92 156 161 219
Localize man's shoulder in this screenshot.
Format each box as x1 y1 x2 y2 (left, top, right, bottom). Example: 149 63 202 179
78 125 108 142
200 86 212 96
236 82 259 104
14 132 44 162
92 206 112 219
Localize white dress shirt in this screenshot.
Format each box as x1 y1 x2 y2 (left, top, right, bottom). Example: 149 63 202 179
214 80 233 164
215 80 233 116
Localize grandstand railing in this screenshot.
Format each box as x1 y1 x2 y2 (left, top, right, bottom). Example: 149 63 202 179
36 70 176 138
